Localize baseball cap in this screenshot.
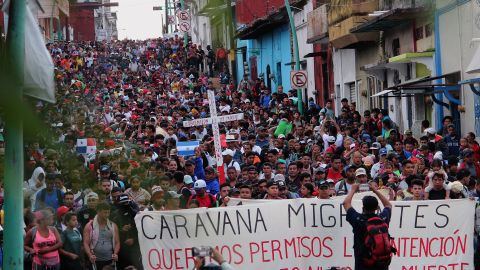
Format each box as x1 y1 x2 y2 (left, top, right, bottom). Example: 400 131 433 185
379 148 388 156
194 179 207 189
86 192 99 200
56 206 70 218
425 127 436 135
318 179 329 187
355 168 367 177
273 174 285 182
117 194 130 205
370 142 381 150
111 186 122 193
277 180 286 189
404 129 413 135
278 134 286 139
222 149 234 157
100 165 111 173
183 175 194 185
266 180 279 188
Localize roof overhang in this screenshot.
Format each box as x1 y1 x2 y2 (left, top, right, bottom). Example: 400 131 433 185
350 7 431 33
304 51 326 58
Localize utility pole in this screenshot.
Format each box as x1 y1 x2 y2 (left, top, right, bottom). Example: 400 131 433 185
285 0 303 115
4 0 26 268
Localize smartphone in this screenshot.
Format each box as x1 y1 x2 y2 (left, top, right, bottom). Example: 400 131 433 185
359 183 370 192
192 246 212 257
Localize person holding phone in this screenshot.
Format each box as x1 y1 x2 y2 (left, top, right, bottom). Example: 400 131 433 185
193 247 235 270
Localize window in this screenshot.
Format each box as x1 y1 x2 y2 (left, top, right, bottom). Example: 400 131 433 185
425 23 433 37
415 26 424 40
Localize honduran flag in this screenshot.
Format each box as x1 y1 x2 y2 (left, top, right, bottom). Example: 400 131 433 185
76 138 97 155
176 141 199 156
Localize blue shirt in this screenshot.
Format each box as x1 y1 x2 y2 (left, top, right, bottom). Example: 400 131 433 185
346 207 392 270
206 178 220 195
35 188 64 210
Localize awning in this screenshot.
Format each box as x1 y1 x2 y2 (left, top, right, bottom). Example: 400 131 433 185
304 51 326 58
371 89 393 97
387 74 461 106
350 8 429 33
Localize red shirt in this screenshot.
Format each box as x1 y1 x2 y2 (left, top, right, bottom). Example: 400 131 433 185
195 193 216 208
327 169 343 183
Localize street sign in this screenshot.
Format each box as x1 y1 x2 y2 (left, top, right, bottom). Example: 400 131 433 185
179 21 191 32
290 70 308 88
176 10 191 21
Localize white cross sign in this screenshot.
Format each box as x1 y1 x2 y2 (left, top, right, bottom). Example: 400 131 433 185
182 90 244 183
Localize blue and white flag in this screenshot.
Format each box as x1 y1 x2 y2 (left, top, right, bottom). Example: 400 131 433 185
176 141 199 156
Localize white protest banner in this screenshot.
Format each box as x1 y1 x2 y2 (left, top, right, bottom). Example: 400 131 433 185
135 198 475 270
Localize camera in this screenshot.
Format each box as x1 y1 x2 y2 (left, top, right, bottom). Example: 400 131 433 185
192 246 212 257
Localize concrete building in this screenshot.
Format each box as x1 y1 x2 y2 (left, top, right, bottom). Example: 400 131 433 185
70 0 118 41
190 0 212 50
306 3 335 107
235 0 304 93
36 0 70 42
437 0 480 136
327 0 441 135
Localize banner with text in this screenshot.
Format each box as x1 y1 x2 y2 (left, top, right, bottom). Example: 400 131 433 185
135 199 475 270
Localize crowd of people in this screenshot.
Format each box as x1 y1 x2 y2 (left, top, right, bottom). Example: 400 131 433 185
0 36 478 269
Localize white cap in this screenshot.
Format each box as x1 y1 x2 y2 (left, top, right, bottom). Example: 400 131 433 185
278 134 286 139
355 168 367 177
327 136 336 143
194 179 207 189
222 149 234 157
425 127 436 135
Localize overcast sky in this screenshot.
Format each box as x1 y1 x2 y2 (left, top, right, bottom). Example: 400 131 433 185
114 0 164 40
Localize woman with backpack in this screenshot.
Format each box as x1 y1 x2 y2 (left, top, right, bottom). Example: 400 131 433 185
24 209 63 270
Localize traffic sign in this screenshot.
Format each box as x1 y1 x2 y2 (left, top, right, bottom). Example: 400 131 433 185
290 70 308 88
176 10 191 21
179 21 191 32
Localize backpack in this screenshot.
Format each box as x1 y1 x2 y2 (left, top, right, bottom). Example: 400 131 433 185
40 189 63 206
362 216 396 268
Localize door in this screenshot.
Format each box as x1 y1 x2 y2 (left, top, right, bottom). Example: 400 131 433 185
266 65 272 91
249 56 258 81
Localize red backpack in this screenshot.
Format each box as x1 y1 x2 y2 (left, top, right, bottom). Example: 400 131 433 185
362 216 396 268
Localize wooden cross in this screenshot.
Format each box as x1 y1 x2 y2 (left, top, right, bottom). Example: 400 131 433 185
183 90 243 184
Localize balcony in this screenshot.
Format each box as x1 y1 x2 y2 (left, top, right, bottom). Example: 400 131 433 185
379 0 433 10
328 0 379 26
307 4 328 43
328 16 378 48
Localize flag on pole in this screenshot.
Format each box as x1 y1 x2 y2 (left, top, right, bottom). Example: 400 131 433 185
176 141 199 156
2 0 56 103
76 138 97 155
